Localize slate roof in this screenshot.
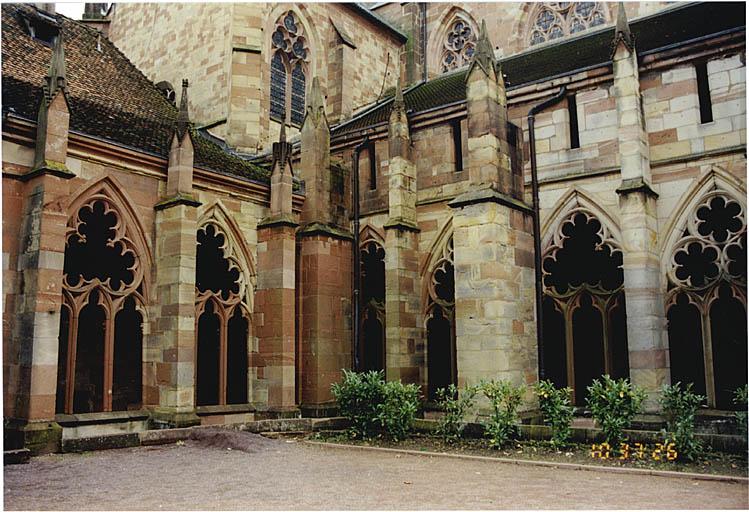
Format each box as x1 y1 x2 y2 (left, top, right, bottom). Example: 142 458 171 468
332 2 745 137
1 4 269 184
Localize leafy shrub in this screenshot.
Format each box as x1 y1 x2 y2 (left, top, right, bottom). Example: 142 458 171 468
534 380 574 447
734 385 748 433
331 370 385 438
435 384 478 442
660 382 705 461
376 380 421 441
586 375 646 449
481 380 525 449
331 370 420 440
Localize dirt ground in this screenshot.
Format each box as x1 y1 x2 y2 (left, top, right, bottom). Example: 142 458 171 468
4 429 749 510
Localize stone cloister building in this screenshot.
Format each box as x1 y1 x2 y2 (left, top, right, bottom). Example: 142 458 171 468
2 2 746 453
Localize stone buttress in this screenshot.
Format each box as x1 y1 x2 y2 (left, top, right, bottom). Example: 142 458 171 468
612 3 669 410
448 21 538 392
9 30 75 453
152 80 202 427
384 77 422 385
254 121 298 413
297 78 352 415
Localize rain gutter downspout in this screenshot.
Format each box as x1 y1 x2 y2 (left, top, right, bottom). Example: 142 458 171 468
527 85 567 381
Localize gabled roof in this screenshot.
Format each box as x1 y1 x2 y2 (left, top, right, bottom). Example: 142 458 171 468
2 4 269 184
332 2 745 137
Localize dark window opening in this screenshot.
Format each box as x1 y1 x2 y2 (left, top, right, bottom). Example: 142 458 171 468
361 307 384 373
542 296 567 389
571 293 605 406
368 142 377 190
360 241 386 372
227 309 249 405
451 119 463 172
668 293 707 397
197 301 221 407
696 61 713 124
55 306 71 414
568 95 580 149
113 297 143 411
21 10 60 46
73 291 106 413
427 257 456 400
197 224 240 300
710 283 747 409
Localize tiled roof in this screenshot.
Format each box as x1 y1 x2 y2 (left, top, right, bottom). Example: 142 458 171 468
332 2 745 137
1 4 269 184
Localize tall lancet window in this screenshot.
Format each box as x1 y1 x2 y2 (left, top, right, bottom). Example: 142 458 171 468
270 11 309 126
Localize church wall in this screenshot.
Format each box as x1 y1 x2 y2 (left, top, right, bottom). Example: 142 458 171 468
108 3 233 138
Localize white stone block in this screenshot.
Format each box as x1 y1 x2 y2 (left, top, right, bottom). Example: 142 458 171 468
662 65 695 84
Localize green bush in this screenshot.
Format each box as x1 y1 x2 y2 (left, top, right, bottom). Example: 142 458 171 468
660 382 705 461
435 384 478 442
331 370 385 438
331 370 420 440
734 385 748 433
376 380 421 441
481 380 525 449
534 380 574 448
586 375 646 449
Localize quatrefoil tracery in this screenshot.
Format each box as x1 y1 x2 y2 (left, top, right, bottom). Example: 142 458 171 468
530 2 607 46
441 18 477 72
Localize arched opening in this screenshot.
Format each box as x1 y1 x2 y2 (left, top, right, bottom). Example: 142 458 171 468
227 307 249 405
55 197 145 414
425 237 456 400
709 284 747 409
360 240 385 372
74 291 106 413
542 210 628 405
195 221 251 407
113 297 143 411
542 296 567 388
667 293 706 397
666 194 746 409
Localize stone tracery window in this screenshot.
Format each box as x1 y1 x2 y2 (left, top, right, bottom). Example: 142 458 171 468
269 11 309 126
529 2 607 46
666 193 747 409
55 198 145 414
542 210 629 405
426 236 456 399
360 240 386 372
195 222 251 406
441 17 477 73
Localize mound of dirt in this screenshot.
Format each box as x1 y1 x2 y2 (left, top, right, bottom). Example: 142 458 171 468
187 428 288 454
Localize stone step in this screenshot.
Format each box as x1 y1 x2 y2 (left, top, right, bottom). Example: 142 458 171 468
4 449 30 465
258 431 307 439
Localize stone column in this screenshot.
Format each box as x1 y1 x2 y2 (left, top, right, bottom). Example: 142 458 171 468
448 22 538 395
255 123 298 413
297 78 352 415
612 4 669 410
8 33 75 454
151 80 201 427
383 79 421 385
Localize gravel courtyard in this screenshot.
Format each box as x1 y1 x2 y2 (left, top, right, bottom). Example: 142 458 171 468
5 430 748 510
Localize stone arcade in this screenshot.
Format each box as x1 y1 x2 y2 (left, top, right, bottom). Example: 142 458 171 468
2 2 746 453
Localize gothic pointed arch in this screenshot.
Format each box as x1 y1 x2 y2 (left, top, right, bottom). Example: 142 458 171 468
194 201 255 406
423 230 456 399
542 203 628 404
56 175 149 414
661 168 747 409
428 6 479 74
541 187 622 252
359 225 386 373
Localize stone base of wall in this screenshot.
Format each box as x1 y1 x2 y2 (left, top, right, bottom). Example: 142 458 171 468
4 419 62 455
